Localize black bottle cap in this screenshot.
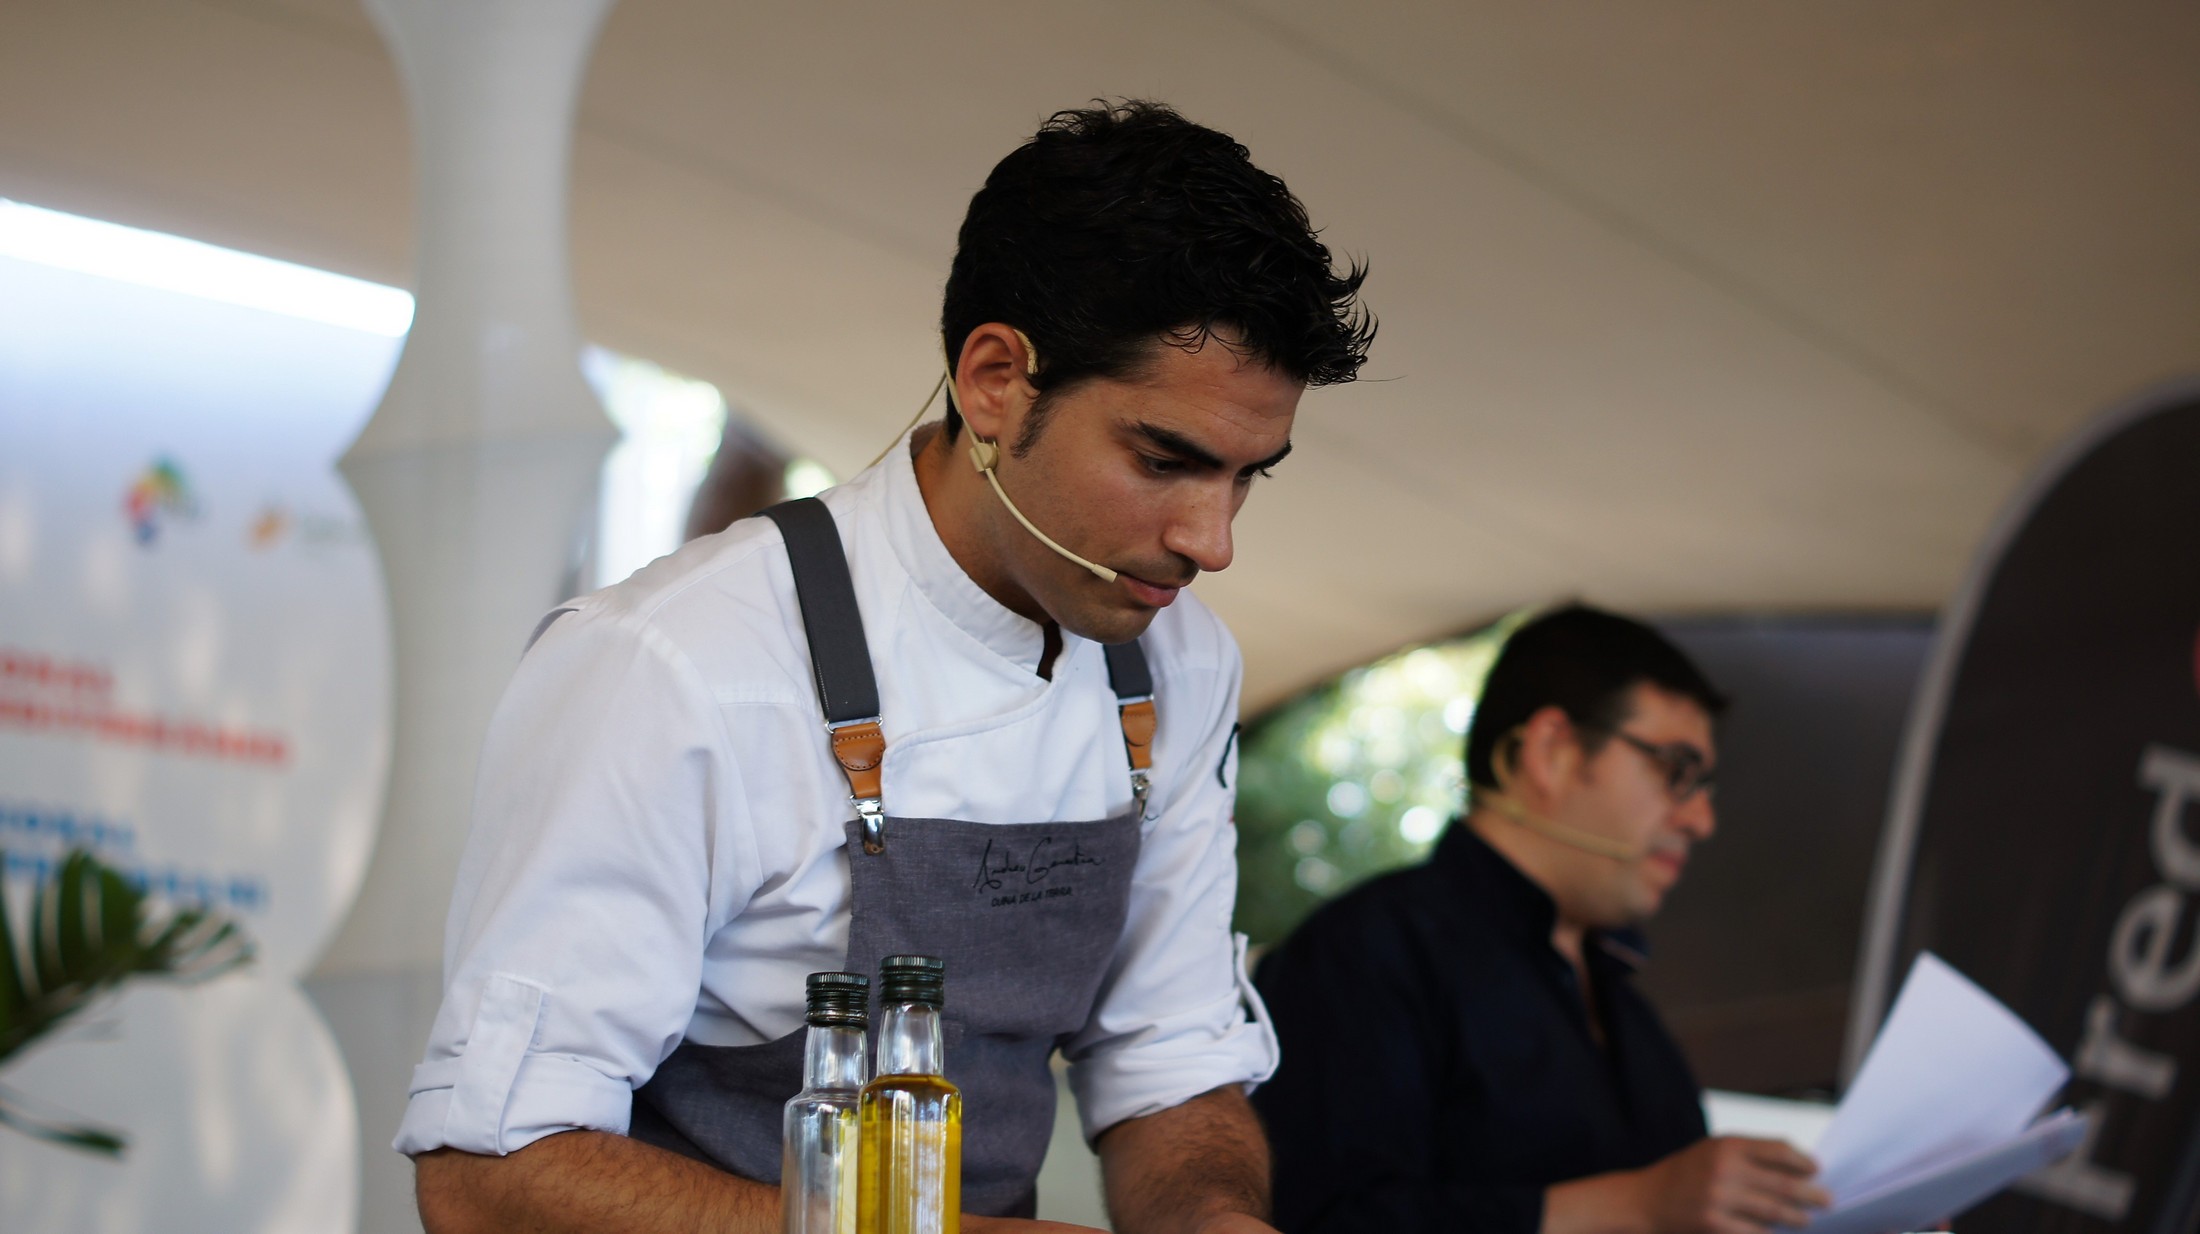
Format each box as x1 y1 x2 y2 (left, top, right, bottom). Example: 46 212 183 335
805 971 870 1028
878 955 946 1008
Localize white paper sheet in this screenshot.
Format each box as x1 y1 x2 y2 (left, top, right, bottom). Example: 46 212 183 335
1804 1108 2089 1234
1812 952 2071 1203
1703 1091 1837 1152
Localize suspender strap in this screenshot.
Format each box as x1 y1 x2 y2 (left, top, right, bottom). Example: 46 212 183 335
761 498 880 723
763 494 1160 840
761 498 888 852
1104 640 1157 812
1102 640 1153 701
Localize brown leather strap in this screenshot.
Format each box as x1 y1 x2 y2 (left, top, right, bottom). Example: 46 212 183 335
1117 699 1156 773
830 720 886 802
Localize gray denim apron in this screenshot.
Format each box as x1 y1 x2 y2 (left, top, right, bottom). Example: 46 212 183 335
631 497 1157 1219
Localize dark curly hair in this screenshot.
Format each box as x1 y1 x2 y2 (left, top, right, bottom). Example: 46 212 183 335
940 100 1374 446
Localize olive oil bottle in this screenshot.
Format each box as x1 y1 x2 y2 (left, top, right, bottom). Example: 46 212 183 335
857 955 961 1234
784 971 870 1234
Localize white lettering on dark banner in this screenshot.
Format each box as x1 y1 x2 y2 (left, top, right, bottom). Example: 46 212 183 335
2022 744 2200 1220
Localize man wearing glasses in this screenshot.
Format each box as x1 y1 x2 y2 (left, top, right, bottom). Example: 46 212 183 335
1251 605 1829 1234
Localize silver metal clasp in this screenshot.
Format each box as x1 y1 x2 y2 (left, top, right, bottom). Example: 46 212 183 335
1130 769 1151 817
856 796 886 854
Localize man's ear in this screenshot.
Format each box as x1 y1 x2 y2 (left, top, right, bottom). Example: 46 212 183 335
952 323 1039 447
1511 705 1582 801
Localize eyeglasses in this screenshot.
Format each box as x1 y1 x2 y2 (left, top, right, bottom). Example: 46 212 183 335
1605 730 1716 802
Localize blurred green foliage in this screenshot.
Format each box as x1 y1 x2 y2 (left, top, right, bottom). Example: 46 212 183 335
0 848 252 1155
1233 614 1527 946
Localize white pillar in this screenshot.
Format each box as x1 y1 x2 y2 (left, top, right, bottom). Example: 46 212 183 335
320 0 620 975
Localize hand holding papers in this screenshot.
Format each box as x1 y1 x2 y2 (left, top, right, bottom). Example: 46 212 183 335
1794 953 2087 1234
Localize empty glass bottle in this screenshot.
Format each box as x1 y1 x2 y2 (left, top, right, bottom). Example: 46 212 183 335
784 971 871 1234
857 955 961 1234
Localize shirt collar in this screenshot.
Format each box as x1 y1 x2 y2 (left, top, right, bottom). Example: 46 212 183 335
1433 821 1652 973
1435 822 1560 944
873 427 1063 676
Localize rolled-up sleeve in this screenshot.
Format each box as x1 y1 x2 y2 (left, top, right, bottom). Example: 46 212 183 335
1061 637 1277 1142
393 608 749 1156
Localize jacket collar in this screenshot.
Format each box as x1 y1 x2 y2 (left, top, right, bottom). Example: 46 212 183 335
870 428 1089 679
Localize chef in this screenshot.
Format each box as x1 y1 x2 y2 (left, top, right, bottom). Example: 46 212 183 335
396 100 1374 1234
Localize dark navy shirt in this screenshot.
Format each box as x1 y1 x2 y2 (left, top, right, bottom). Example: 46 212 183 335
1251 823 1708 1234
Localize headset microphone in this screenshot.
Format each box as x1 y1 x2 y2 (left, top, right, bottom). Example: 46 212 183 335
1476 792 1646 863
944 333 1119 584
965 437 1118 582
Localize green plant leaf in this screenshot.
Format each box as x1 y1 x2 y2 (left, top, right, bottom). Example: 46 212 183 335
96 866 138 973
156 910 251 983
0 847 260 1158
0 855 27 1031
56 851 92 984
29 853 65 998
0 1085 124 1157
1 847 254 1070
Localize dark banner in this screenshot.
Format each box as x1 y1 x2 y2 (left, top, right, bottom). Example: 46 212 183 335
1852 380 2200 1234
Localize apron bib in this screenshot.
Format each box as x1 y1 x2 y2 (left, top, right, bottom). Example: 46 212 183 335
631 497 1157 1218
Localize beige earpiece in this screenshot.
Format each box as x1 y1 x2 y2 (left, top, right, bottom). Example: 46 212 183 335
1480 728 1645 862
1477 791 1645 862
950 329 1117 583
861 328 1042 471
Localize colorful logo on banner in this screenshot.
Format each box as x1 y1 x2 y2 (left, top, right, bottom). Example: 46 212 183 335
248 504 289 549
242 502 363 553
1853 381 2200 1234
122 455 198 545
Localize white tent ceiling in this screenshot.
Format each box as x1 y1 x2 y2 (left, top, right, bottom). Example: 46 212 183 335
4 0 2194 707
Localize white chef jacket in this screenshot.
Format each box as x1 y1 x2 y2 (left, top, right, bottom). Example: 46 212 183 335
394 434 1278 1158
